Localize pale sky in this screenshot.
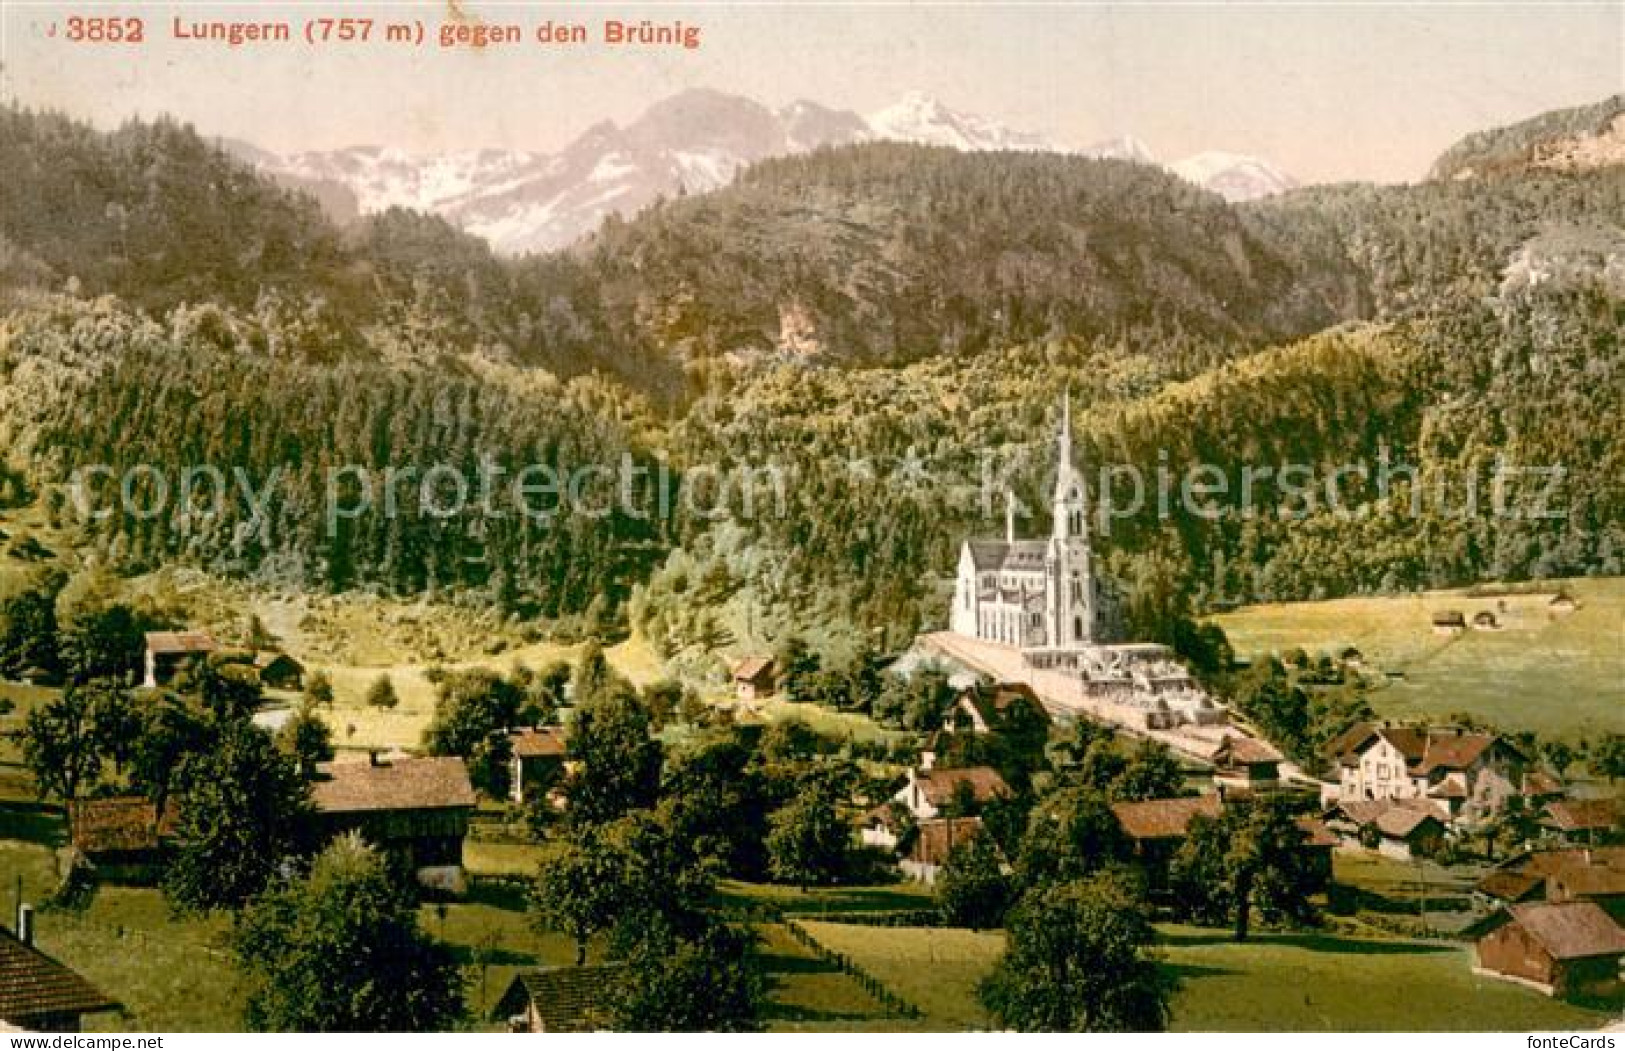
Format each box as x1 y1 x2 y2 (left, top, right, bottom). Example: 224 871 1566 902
1 1 1621 183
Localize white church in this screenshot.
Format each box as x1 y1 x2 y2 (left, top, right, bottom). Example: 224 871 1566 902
947 395 1224 731
950 394 1114 649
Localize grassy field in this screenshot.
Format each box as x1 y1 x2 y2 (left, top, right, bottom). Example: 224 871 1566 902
801 920 1619 1032
1211 577 1625 740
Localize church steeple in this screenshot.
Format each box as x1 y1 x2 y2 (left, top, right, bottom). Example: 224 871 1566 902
1051 387 1086 541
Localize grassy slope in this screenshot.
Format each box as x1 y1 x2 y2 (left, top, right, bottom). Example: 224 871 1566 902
801 920 1617 1032
1211 577 1625 739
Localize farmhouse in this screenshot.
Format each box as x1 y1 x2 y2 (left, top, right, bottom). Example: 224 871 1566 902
1211 735 1283 791
1474 901 1625 999
1112 794 1222 891
68 796 177 883
1540 798 1620 845
1322 722 1524 824
901 817 987 884
493 966 621 1032
1474 847 1625 911
895 766 1010 821
508 726 571 805
310 754 475 888
252 651 304 690
732 656 776 703
1547 865 1625 918
1325 798 1448 860
141 630 218 687
0 920 119 1031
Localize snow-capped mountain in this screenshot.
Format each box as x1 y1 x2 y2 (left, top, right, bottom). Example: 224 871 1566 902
1167 151 1299 202
243 89 1298 254
866 91 1057 152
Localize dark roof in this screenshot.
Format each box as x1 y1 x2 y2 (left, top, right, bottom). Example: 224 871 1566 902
1295 816 1339 849
143 631 218 656
955 683 1047 729
68 797 177 855
311 756 476 815
732 656 774 684
909 818 985 867
252 651 303 671
1503 901 1625 961
1542 798 1618 833
966 539 1048 572
914 766 1011 807
0 930 119 1025
1475 870 1545 904
1431 610 1466 626
1213 735 1282 766
1111 795 1222 841
493 966 622 1031
510 727 569 759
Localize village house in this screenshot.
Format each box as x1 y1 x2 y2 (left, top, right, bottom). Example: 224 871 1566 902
252 651 305 690
493 966 621 1032
942 682 1049 735
1211 735 1284 792
1547 864 1625 921
731 656 776 703
310 753 476 891
894 766 1011 821
1110 793 1336 894
901 817 987 884
1474 900 1625 999
0 912 120 1031
141 630 218 687
508 726 571 805
857 803 908 851
1325 798 1448 861
1540 798 1620 846
68 796 177 883
1322 722 1524 824
1473 846 1625 912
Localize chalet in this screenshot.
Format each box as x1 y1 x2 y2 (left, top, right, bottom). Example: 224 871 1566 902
310 754 475 890
68 797 177 883
1431 610 1466 635
252 651 305 690
1211 735 1283 791
901 817 986 884
1325 799 1448 861
141 631 218 687
732 656 776 703
1541 798 1620 845
508 726 572 805
1112 794 1222 892
1474 901 1625 999
0 917 120 1031
895 766 1011 821
1322 722 1524 824
943 683 1049 735
1473 870 1547 911
1547 865 1625 921
493 966 621 1032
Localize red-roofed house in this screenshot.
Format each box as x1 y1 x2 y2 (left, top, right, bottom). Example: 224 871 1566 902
1323 722 1524 825
311 754 475 887
901 817 988 884
1212 735 1283 791
0 925 119 1031
141 631 219 688
732 656 776 703
508 726 572 805
895 766 1011 821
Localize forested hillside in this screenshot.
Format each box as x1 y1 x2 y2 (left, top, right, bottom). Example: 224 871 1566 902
1 100 1621 653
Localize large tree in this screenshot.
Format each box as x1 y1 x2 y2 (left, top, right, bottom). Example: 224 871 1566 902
564 683 662 824
164 721 312 912
235 834 465 1031
21 681 130 803
765 772 852 890
1012 787 1128 889
979 871 1173 1032
1170 794 1321 941
608 913 765 1032
936 832 1013 931
422 667 525 796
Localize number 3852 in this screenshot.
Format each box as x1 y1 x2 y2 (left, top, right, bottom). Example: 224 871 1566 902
66 17 145 42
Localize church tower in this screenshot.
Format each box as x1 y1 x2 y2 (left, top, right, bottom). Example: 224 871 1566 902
1046 390 1095 646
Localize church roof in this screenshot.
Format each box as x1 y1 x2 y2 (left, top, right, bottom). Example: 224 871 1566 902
965 539 1048 572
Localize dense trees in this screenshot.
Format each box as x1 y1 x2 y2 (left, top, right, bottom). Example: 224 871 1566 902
936 833 1014 931
21 681 131 803
1170 795 1322 941
235 835 465 1032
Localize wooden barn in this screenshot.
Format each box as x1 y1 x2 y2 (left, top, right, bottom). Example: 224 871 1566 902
1475 901 1625 999
141 631 218 688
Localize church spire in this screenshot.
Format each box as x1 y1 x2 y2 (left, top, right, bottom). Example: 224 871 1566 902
1052 385 1086 541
